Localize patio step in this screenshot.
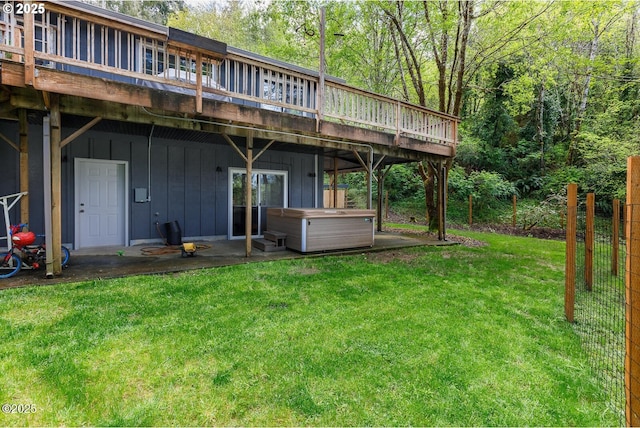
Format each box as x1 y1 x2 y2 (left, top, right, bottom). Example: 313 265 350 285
252 238 287 252
263 230 287 247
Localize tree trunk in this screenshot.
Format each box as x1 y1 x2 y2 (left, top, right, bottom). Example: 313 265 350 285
577 21 599 131
569 19 601 165
538 84 545 172
418 162 438 230
451 0 473 116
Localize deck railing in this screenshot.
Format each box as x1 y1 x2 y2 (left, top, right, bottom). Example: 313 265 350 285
0 1 457 148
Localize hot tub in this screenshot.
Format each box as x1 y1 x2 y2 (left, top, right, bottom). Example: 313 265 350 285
266 208 375 253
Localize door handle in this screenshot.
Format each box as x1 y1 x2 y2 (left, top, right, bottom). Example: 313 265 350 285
79 210 85 213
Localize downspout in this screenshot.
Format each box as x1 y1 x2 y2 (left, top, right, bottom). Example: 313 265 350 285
368 148 373 210
314 153 319 208
147 124 155 202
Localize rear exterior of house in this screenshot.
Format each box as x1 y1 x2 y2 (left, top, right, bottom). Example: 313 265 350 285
0 120 322 247
0 0 458 272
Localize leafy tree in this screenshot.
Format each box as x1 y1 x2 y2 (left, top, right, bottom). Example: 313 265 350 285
84 0 186 25
448 166 516 210
149 0 640 216
168 1 277 53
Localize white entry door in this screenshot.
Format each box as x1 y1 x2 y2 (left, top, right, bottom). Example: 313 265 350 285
75 159 128 249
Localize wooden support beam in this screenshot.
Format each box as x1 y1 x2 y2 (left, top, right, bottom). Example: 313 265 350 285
32 67 156 108
43 115 53 276
0 131 19 151
41 91 51 110
253 139 275 162
222 133 248 163
60 117 102 148
19 109 29 224
373 155 386 171
352 149 369 172
23 6 35 86
50 94 62 276
196 52 203 114
333 157 338 208
437 162 446 241
376 164 391 232
6 83 453 161
245 133 253 258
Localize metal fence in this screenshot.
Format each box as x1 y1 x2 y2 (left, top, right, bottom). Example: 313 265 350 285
568 192 625 425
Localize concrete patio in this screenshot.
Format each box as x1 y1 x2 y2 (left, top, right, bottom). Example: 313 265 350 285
0 231 455 290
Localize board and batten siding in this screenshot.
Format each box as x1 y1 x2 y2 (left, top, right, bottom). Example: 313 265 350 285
0 121 323 247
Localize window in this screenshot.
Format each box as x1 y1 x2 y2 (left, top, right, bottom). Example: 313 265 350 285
138 39 165 75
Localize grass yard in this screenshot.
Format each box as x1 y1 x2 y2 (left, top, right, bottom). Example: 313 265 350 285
0 230 620 426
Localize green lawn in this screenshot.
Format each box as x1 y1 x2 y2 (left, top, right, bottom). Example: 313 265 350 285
0 230 620 426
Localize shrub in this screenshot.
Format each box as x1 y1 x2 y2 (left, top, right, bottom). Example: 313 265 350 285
449 166 517 210
507 194 566 230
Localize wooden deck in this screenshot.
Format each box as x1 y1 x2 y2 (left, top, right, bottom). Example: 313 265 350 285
0 0 458 160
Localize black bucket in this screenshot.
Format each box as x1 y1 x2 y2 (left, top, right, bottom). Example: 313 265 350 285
164 220 182 246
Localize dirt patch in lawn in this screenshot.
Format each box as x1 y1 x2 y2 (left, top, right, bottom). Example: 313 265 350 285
382 225 487 248
364 249 423 264
385 210 566 242
456 224 567 241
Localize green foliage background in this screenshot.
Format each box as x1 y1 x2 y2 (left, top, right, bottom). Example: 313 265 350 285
104 0 640 219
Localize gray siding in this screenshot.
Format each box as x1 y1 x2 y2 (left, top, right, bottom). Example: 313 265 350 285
0 120 323 247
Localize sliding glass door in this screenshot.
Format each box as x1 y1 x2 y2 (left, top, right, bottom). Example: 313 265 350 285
229 169 287 239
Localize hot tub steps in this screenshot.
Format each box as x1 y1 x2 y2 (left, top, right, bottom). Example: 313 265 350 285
252 231 287 252
263 231 287 247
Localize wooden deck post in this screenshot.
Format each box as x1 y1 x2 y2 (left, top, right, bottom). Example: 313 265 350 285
385 190 389 219
43 115 53 276
585 192 595 291
626 156 640 426
195 52 203 114
50 94 62 275
23 6 35 86
376 169 382 231
19 109 29 224
613 199 620 277
437 162 446 241
565 183 577 323
468 194 473 226
333 157 338 208
245 133 253 258
512 195 517 227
